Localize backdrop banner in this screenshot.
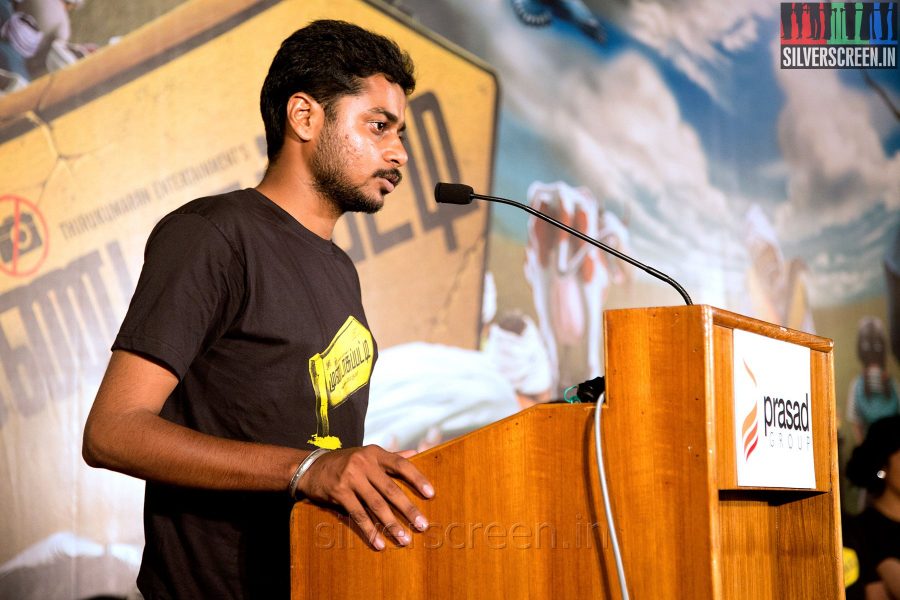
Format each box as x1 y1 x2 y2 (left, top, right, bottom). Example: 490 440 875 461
1 0 898 597
0 1 495 596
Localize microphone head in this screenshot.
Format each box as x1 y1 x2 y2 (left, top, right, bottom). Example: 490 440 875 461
434 182 474 205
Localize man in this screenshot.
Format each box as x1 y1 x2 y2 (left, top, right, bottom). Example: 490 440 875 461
82 20 433 599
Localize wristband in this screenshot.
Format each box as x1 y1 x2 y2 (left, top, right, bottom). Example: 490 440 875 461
288 448 330 500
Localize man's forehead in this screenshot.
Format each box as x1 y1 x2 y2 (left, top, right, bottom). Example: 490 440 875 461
347 81 407 117
325 74 408 127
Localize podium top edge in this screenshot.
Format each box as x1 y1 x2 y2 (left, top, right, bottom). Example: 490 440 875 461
605 305 834 353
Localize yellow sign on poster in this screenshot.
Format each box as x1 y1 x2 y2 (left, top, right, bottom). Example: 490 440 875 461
0 0 496 572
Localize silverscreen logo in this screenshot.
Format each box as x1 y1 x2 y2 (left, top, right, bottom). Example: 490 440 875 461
780 2 898 69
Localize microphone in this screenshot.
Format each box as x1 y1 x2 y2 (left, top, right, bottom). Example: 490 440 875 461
434 182 693 306
433 182 475 205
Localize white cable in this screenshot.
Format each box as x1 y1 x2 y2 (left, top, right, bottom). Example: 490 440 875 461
594 393 629 599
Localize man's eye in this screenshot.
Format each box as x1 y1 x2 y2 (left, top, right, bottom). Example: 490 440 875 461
371 121 386 132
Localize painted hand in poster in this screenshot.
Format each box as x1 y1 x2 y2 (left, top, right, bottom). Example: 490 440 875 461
524 180 631 394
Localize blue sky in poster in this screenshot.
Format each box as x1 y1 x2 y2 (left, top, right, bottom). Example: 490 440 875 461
402 0 899 309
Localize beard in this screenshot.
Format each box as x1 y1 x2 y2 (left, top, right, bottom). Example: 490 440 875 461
310 118 402 215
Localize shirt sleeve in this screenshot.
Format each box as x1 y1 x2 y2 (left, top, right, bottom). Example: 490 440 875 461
112 212 245 379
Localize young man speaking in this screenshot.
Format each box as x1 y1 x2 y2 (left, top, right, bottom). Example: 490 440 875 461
83 20 434 599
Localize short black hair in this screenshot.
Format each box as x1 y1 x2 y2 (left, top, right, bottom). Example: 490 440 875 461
260 19 416 162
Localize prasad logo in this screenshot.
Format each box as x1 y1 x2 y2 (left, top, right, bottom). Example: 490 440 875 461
740 360 760 461
763 393 811 439
740 358 813 459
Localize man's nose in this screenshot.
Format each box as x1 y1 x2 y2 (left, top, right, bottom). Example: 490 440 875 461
385 135 408 167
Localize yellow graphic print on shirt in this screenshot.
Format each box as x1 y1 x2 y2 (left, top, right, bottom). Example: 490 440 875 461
308 316 374 450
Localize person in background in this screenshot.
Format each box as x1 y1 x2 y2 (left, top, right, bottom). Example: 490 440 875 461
846 415 900 600
847 317 899 447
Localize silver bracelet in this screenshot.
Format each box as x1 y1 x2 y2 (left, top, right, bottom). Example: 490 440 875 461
288 448 330 499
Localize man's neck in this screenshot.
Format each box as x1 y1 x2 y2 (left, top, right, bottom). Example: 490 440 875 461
256 167 340 240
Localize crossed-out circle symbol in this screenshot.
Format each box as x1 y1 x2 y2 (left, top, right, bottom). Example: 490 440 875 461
0 194 50 278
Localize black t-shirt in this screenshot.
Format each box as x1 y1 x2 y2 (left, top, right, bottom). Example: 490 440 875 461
850 506 900 590
113 188 376 599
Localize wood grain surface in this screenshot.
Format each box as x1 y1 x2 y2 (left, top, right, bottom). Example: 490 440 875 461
291 306 844 599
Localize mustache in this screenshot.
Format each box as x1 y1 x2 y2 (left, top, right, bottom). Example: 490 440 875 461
374 169 402 187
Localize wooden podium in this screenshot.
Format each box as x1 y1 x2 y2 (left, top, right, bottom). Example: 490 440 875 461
290 306 843 599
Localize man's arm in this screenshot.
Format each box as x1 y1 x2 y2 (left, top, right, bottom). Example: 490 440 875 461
83 349 433 550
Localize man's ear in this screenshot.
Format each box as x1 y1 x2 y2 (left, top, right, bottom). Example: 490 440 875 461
285 92 323 142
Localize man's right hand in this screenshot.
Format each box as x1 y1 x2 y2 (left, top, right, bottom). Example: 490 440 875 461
296 445 434 551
